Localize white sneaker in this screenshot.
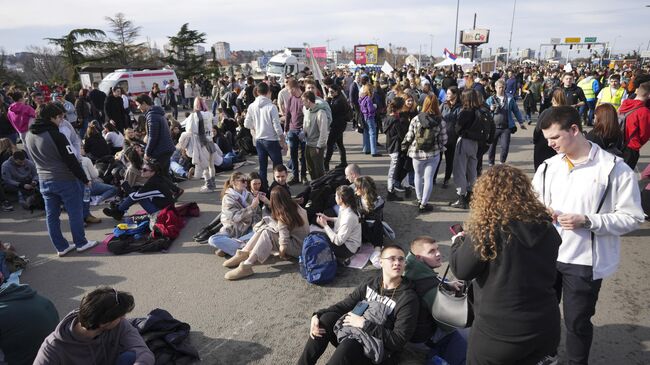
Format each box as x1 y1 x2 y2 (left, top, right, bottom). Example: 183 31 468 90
57 245 76 257
76 240 99 253
199 186 214 193
369 249 382 269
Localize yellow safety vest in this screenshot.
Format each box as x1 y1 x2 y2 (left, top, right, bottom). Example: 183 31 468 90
578 78 596 100
599 87 625 110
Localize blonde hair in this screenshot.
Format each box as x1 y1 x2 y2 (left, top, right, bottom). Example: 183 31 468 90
466 165 551 261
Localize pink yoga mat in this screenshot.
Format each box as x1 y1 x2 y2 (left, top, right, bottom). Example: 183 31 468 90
347 243 374 269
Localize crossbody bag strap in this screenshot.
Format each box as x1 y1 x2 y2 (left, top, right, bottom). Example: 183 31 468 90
591 156 616 244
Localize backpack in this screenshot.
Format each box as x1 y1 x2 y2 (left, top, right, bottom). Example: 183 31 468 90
414 113 440 152
464 108 493 145
619 106 643 154
299 232 337 285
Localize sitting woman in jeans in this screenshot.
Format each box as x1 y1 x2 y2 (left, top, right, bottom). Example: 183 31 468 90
102 160 174 220
297 245 419 365
315 185 361 261
222 186 308 280
208 172 262 257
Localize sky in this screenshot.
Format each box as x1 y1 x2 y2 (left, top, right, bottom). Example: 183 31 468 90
1 0 648 58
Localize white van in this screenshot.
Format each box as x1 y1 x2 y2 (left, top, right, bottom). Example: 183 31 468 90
97 69 179 96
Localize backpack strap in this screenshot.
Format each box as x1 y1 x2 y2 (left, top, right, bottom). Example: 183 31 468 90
541 162 549 206
591 156 616 246
622 106 644 145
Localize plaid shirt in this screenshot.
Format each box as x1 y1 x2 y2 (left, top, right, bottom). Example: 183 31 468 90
402 113 447 160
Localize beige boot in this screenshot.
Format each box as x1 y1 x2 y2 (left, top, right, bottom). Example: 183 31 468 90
214 249 226 257
224 262 254 280
222 249 249 268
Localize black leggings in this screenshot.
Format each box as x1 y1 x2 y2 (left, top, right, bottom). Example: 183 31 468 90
467 324 559 365
297 311 372 365
434 138 457 183
325 125 347 167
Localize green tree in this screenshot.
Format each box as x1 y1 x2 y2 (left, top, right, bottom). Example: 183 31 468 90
163 23 206 80
45 28 105 81
104 13 146 66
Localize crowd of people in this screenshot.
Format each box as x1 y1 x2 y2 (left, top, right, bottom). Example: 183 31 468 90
0 58 649 365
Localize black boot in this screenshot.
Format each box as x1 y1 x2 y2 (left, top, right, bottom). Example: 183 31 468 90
404 186 413 198
449 194 468 209
387 190 404 202
102 206 124 221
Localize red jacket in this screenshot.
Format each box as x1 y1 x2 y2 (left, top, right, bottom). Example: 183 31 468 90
620 99 650 151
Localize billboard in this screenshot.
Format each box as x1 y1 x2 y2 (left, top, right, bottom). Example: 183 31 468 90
565 37 581 43
460 29 490 45
354 44 379 65
306 46 328 68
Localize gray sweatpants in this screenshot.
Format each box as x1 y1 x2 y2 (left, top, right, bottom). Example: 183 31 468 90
453 137 478 196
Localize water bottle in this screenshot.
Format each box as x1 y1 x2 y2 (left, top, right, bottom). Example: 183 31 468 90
83 186 91 203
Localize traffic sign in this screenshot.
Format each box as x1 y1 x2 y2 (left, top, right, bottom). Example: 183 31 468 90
642 50 650 58
550 38 561 45
584 37 597 43
565 37 581 43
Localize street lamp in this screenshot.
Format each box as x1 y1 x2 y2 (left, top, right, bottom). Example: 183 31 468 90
505 0 517 68
454 0 460 54
611 35 622 59
429 34 434 57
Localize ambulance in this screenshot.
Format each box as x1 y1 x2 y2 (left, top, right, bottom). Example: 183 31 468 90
97 69 179 96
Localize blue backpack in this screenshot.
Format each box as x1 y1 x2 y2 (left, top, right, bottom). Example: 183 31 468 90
299 232 337 285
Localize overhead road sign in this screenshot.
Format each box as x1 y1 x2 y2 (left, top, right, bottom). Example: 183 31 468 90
565 37 581 43
584 37 597 43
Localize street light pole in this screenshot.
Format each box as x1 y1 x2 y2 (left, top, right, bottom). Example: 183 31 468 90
454 0 460 54
505 0 517 68
429 34 434 57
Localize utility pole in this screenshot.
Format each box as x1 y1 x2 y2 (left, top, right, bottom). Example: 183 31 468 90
429 34 434 58
506 0 517 68
454 0 460 54
470 13 477 61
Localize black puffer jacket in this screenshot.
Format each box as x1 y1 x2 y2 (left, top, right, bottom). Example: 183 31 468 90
384 113 409 154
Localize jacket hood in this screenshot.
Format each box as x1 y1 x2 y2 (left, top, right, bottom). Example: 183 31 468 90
147 105 166 117
28 118 58 134
507 220 560 249
257 96 273 108
8 102 32 115
619 99 647 113
51 310 99 346
417 113 441 129
309 100 329 113
0 283 36 301
404 253 439 281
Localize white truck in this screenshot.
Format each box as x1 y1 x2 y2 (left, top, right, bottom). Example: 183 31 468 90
97 69 179 96
265 48 307 82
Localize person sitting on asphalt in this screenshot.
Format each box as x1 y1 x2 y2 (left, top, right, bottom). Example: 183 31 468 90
315 185 362 262
297 245 419 365
0 272 59 365
355 176 386 267
208 171 262 257
401 236 467 365
222 186 309 280
1 150 38 202
103 160 175 220
33 287 154 365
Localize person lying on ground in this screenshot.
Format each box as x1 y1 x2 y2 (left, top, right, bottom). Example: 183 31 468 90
33 287 154 365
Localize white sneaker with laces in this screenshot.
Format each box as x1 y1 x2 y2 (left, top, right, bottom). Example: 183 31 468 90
57 245 75 257
76 240 99 253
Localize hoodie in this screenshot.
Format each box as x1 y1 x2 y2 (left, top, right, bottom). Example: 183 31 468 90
619 99 650 151
33 310 154 365
25 118 88 184
7 102 35 133
315 273 419 357
0 284 59 365
244 96 284 141
144 105 175 158
403 254 455 343
1 156 37 188
303 102 329 148
450 220 561 340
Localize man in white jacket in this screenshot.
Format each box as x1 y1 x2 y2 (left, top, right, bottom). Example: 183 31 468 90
244 82 286 189
532 106 644 365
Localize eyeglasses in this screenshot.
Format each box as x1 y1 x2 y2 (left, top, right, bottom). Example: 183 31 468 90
381 256 405 263
113 288 119 304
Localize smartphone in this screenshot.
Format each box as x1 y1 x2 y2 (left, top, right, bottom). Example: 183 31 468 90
449 224 464 235
351 302 369 316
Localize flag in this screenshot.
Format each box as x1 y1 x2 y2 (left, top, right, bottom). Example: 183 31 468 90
443 48 458 60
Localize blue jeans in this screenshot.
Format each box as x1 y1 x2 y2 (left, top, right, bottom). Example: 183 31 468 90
362 116 377 155
116 351 136 365
487 128 512 165
118 195 159 215
580 99 596 126
40 180 88 252
91 181 118 202
255 139 283 188
287 130 306 178
208 231 254 256
78 117 91 140
427 330 468 365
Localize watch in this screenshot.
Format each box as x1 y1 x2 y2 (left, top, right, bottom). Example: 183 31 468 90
583 215 592 230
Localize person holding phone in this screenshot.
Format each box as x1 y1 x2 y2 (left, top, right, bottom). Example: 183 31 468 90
223 186 308 280
297 245 419 365
315 185 362 261
450 165 562 365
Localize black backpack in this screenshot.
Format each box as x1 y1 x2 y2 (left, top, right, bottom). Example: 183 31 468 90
464 108 494 145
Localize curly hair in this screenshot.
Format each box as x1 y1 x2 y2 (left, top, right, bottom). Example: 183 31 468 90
466 165 551 261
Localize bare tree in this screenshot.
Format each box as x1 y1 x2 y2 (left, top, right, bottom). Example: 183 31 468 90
22 46 67 84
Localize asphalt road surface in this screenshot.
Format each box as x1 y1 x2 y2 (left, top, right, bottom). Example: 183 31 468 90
2 121 649 365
